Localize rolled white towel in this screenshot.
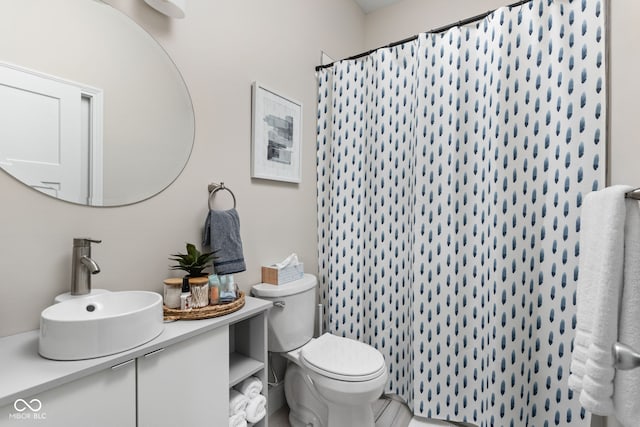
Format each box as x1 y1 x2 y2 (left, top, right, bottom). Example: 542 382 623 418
229 389 249 415
245 394 267 423
235 376 263 399
229 411 247 427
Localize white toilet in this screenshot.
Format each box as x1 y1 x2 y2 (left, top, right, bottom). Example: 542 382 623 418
252 274 387 427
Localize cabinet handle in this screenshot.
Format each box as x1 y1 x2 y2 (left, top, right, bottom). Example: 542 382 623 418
111 359 135 370
143 348 165 359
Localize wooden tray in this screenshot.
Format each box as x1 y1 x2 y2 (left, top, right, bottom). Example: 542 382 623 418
163 291 245 321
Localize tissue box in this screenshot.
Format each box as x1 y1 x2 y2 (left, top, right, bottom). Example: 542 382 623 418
261 263 304 285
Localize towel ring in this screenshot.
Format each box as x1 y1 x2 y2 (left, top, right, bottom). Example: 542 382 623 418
208 182 236 210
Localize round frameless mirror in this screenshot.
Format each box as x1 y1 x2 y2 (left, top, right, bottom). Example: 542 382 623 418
0 0 195 206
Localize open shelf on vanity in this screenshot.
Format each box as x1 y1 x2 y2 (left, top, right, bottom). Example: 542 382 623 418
228 307 269 427
229 352 264 387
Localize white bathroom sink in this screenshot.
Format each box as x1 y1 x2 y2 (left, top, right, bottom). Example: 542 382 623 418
39 291 164 360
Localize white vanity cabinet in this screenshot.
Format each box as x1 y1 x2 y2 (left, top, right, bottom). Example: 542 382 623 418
0 359 136 427
0 296 271 427
0 328 231 427
137 327 229 427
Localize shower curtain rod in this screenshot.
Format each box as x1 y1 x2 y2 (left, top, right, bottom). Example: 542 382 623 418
315 0 531 71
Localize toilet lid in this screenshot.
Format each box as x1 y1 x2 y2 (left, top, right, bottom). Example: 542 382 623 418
300 334 386 382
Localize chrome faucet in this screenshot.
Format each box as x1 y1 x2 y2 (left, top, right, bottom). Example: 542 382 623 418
71 238 101 295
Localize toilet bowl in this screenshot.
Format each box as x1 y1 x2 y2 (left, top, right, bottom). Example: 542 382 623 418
292 333 387 427
252 274 387 427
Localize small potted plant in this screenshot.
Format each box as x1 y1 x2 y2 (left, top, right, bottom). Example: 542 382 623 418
168 243 216 308
170 242 215 278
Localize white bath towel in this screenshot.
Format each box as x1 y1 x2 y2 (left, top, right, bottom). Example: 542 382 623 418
245 394 267 423
229 389 250 415
613 197 640 426
229 410 247 427
568 185 631 415
235 376 263 399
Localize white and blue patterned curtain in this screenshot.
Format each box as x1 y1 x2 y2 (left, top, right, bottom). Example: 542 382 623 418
316 0 606 425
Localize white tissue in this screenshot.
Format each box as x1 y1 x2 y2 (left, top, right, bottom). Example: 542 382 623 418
273 253 299 270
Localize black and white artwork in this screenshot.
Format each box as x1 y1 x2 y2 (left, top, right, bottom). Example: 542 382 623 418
251 82 302 183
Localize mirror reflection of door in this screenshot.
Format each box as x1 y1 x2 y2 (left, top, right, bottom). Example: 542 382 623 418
0 63 103 204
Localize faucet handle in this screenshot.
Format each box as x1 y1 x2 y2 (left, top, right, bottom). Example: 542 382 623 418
73 238 102 247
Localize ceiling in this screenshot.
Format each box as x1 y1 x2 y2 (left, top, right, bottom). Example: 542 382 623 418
353 0 403 13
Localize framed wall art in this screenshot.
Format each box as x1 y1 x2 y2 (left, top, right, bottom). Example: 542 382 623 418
251 82 302 183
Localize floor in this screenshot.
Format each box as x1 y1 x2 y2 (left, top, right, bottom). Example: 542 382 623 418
268 396 478 427
268 405 291 427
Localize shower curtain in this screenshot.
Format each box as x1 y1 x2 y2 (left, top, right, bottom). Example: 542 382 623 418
316 0 606 425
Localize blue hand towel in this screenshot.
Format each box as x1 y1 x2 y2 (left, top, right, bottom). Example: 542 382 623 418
203 208 246 275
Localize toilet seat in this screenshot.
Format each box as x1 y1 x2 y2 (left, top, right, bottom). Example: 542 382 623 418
299 333 386 382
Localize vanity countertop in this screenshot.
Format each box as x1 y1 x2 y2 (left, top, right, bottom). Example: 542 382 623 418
0 296 272 408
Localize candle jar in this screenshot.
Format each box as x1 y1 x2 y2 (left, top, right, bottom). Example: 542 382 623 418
163 278 182 309
219 274 237 303
209 274 220 305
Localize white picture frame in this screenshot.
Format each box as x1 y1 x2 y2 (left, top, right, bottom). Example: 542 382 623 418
251 82 302 183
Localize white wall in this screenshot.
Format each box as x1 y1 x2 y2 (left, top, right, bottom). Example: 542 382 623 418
0 0 364 337
601 2 636 424
364 0 507 49
608 0 640 187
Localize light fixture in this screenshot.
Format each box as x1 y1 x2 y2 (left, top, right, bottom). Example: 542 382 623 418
144 0 186 19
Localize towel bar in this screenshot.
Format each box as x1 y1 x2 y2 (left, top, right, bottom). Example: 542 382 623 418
613 342 640 370
624 188 640 200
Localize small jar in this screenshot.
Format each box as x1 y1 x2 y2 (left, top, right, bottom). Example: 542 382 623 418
209 274 220 305
163 278 182 309
189 276 209 308
219 274 237 303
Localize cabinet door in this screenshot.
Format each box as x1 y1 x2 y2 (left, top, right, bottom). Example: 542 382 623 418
137 327 229 427
0 359 136 427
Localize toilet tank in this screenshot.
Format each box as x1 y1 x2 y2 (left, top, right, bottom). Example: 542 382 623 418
251 274 317 353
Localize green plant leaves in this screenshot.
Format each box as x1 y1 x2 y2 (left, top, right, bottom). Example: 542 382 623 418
169 242 215 277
